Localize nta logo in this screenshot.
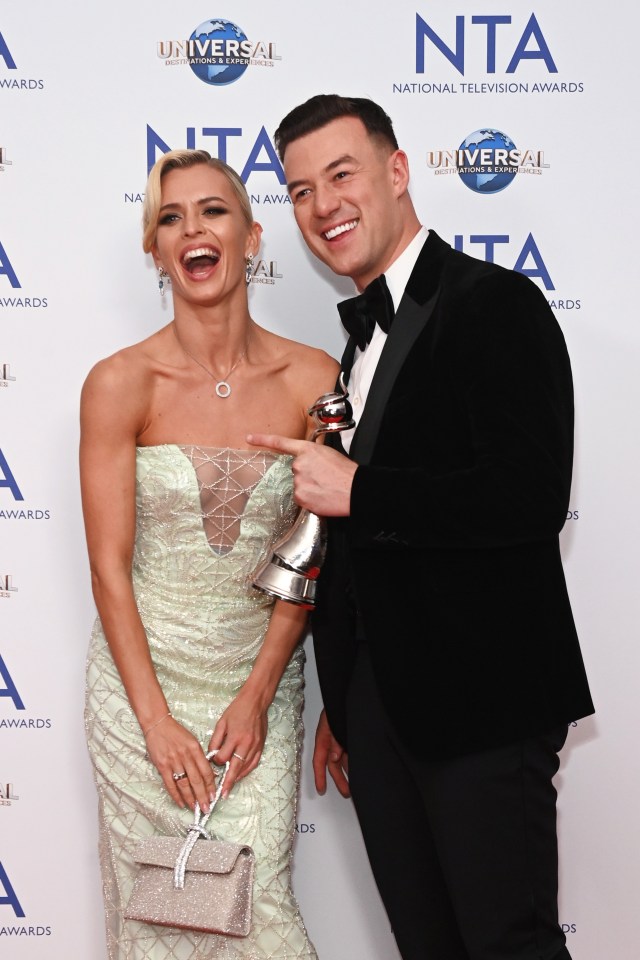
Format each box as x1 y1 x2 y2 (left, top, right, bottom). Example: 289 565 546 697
0 450 24 500
0 862 25 917
0 655 25 710
0 32 43 90
416 12 557 75
0 33 17 70
454 234 554 291
158 18 280 86
147 124 285 182
0 241 20 288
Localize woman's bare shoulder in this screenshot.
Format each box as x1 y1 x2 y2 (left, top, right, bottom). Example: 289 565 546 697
82 327 170 399
262 329 339 386
261 333 339 418
293 343 340 405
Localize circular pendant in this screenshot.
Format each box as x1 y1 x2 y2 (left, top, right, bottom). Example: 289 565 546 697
215 381 232 398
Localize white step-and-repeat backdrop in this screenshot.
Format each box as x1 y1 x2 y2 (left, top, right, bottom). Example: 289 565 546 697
1 2 638 957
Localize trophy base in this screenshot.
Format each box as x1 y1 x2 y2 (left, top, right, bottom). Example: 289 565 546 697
252 557 317 609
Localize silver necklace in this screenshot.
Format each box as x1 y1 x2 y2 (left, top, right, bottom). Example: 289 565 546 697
174 325 247 398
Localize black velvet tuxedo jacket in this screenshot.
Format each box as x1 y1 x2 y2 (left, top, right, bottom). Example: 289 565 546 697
312 230 594 759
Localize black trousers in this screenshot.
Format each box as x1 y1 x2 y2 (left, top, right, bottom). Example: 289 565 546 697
346 645 572 960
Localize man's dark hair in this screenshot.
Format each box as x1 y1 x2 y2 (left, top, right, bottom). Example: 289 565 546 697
274 94 399 161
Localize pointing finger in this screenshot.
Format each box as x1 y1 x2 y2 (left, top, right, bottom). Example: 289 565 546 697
246 433 310 457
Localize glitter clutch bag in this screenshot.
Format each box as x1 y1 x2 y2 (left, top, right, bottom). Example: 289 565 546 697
125 761 255 937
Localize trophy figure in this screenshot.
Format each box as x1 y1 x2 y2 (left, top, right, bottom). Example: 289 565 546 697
252 375 355 609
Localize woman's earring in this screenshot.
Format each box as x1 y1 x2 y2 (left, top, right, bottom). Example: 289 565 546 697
245 254 254 286
158 266 170 296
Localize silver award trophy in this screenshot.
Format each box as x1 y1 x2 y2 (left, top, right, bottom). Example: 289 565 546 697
252 375 355 609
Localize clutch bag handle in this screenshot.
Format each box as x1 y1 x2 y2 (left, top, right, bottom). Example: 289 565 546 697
174 750 230 890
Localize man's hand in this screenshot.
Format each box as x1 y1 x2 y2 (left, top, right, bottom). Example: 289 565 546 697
313 709 350 798
247 434 357 517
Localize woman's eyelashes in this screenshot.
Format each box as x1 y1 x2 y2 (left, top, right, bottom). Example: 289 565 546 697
158 205 228 226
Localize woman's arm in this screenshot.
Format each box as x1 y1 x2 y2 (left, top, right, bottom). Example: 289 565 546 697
80 354 217 812
208 599 309 795
209 346 340 796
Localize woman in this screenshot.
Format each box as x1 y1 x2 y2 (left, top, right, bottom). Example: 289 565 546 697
82 149 337 959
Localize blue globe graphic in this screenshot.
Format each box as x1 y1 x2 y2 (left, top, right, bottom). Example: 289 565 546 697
188 19 249 86
458 129 518 194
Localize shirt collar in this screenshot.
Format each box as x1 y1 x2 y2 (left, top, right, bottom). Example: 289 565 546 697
384 226 429 312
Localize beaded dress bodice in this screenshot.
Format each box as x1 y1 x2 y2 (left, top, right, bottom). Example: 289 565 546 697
133 444 296 601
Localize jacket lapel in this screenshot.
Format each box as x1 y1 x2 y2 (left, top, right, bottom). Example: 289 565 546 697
349 287 439 464
347 231 448 464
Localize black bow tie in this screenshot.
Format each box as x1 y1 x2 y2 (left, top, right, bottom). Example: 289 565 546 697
337 275 395 351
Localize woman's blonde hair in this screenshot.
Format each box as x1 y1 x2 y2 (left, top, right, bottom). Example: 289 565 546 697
142 149 253 253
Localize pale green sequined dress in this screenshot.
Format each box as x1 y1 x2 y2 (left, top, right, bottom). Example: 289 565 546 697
85 445 317 960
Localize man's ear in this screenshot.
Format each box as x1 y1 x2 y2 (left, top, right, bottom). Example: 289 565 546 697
390 149 411 198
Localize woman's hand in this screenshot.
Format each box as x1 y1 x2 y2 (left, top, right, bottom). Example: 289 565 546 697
144 715 217 813
207 691 269 797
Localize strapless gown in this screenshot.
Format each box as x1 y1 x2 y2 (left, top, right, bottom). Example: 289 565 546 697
85 445 317 960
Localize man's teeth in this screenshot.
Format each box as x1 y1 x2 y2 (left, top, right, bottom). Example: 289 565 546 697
324 220 358 241
182 247 219 264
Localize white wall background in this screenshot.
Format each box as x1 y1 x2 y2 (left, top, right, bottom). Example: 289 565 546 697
1 2 638 957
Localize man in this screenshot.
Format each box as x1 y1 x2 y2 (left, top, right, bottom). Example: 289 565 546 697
248 95 594 960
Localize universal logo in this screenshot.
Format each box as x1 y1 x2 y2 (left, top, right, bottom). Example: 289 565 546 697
0 575 18 599
0 147 11 172
249 259 282 286
158 18 281 86
1 363 16 387
427 128 549 194
0 783 19 807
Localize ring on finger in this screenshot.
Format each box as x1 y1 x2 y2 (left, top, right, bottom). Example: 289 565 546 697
232 752 246 762
172 771 188 782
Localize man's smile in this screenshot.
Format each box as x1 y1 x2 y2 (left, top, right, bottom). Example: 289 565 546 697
323 219 359 241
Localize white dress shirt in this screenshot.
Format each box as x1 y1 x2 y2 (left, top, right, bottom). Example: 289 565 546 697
341 226 429 454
